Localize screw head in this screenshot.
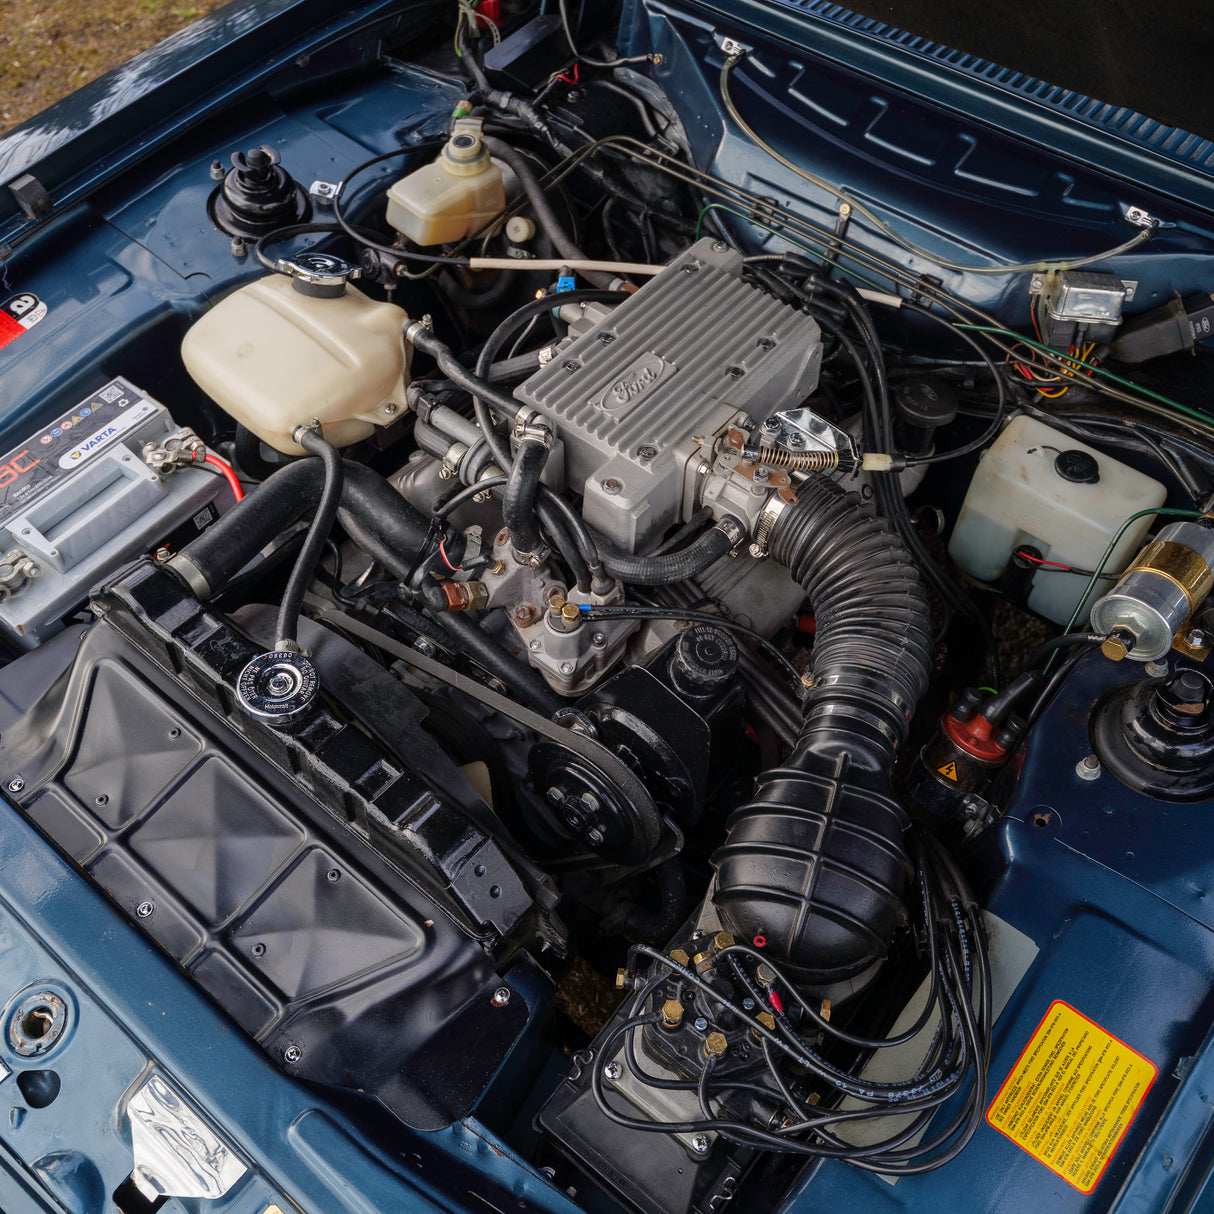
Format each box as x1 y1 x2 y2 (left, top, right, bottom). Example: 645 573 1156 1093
691 1134 710 1154
637 445 658 460
528 638 543 652
135 901 154 918
586 827 604 845
601 478 623 495
415 638 436 657
591 631 608 648
727 365 745 379
603 1061 622 1081
559 661 576 675
753 466 770 483
492 986 511 1007
6 777 24 794
693 1016 708 1032
283 1045 303 1064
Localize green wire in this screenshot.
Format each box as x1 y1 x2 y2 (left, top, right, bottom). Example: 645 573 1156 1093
959 325 1208 423
1049 506 1206 667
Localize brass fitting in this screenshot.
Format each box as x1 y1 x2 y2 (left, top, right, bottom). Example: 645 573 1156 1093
661 999 684 1028
703 1032 728 1059
669 948 690 967
712 930 735 954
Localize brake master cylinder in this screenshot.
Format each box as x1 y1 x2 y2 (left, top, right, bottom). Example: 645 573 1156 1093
385 118 506 246
181 253 409 455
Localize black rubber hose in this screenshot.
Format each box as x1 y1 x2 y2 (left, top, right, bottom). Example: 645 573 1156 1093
275 429 344 649
409 324 522 471
482 136 616 290
597 518 743 587
470 289 628 471
233 424 283 483
712 480 933 985
487 350 544 382
170 459 431 598
342 513 562 716
503 437 549 556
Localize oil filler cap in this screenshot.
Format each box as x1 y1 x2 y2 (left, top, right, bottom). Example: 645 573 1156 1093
237 651 319 727
1054 449 1100 484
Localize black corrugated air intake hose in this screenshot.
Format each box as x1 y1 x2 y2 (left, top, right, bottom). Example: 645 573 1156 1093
711 479 934 987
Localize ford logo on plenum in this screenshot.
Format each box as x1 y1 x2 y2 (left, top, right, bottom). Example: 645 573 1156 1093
592 351 676 416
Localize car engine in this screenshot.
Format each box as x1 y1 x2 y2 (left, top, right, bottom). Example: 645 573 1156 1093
2 3 1214 1212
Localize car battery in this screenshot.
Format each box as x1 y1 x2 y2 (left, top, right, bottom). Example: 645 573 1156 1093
0 377 227 648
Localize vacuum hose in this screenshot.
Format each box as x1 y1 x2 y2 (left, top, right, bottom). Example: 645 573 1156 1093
712 481 933 985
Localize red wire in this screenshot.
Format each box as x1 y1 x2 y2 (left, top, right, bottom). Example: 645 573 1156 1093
203 452 244 502
1015 549 1073 571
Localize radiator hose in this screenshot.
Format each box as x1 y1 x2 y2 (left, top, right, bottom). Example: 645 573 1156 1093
712 480 933 986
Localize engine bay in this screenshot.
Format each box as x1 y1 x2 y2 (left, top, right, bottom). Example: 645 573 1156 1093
2 2 1214 1211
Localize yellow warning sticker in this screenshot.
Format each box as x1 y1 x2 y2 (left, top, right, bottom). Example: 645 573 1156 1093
936 760 959 781
986 1001 1157 1193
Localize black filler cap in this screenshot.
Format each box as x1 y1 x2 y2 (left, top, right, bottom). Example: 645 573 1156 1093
1054 449 1100 484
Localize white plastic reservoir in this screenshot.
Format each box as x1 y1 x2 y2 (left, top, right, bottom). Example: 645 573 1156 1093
182 274 409 455
948 415 1166 625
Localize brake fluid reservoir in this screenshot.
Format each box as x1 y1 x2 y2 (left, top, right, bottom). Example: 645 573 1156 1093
385 118 505 246
947 416 1166 625
181 259 409 455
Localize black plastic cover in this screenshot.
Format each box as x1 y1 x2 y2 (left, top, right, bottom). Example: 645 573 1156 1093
0 561 551 1130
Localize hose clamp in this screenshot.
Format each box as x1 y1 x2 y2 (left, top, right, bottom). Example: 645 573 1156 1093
747 495 787 561
802 702 900 747
811 671 913 718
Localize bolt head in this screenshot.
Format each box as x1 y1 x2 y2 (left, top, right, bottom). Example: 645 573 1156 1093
1145 659 1170 677
209 159 226 181
1188 628 1209 648
603 1061 622 1081
492 986 511 1007
586 827 604 845
1076 754 1102 781
135 901 154 918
